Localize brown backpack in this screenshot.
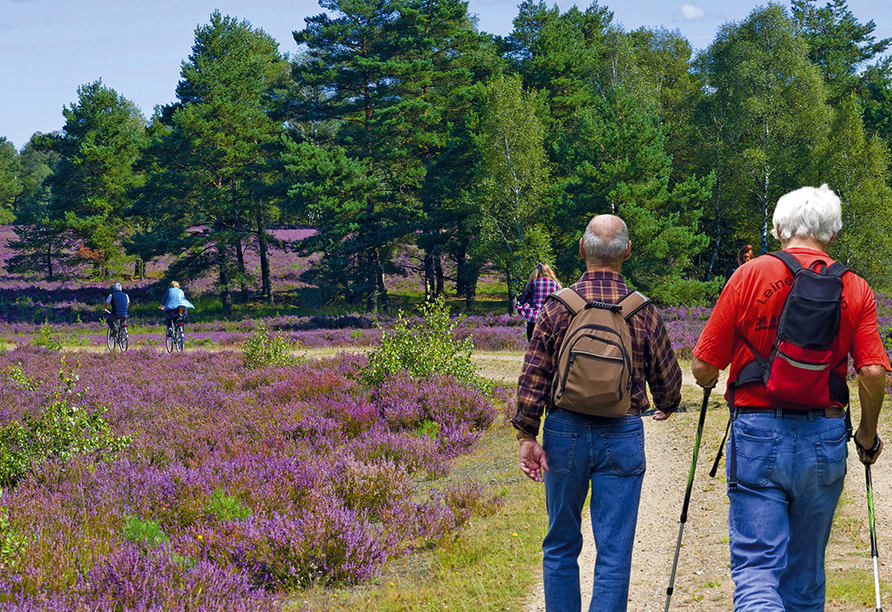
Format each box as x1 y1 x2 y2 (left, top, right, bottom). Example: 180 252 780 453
547 288 649 417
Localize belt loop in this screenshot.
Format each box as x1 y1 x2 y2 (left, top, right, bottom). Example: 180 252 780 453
775 407 783 419
807 410 815 421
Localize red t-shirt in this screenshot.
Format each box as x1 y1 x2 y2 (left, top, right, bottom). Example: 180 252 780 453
694 247 890 407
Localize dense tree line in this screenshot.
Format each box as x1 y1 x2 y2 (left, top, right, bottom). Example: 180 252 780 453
1 0 891 311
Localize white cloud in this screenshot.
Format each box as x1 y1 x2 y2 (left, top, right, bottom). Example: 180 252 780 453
681 4 705 20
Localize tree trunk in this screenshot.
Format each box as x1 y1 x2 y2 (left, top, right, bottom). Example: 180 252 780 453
217 231 232 316
435 254 444 297
46 243 53 282
760 167 770 255
377 264 391 316
506 268 516 314
707 197 722 282
465 279 477 311
366 250 378 314
424 247 436 300
235 235 249 301
256 207 273 304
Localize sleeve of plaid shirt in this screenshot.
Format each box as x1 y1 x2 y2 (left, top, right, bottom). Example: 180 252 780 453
639 305 682 414
512 300 567 439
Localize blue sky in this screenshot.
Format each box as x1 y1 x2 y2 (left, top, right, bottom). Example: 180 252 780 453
1 0 890 150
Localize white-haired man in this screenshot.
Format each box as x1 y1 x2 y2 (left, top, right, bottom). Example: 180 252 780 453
692 184 889 611
513 214 682 612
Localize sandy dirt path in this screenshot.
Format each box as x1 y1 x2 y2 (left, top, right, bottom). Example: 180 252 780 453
470 353 892 612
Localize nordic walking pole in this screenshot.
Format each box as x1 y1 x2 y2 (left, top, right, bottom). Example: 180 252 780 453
866 464 883 612
664 386 711 612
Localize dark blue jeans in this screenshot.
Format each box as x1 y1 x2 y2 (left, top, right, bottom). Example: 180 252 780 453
728 412 848 611
542 411 645 612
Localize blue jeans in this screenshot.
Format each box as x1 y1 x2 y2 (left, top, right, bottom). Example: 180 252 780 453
542 410 645 612
728 412 848 611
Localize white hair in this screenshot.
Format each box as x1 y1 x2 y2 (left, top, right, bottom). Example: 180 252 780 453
113 282 122 291
771 184 842 244
582 215 629 265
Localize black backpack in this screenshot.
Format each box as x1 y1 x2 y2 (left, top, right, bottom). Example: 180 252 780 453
734 250 849 408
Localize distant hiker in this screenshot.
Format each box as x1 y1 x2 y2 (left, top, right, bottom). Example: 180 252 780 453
159 281 195 336
103 282 130 331
512 214 682 612
724 244 754 289
692 184 889 611
516 262 562 341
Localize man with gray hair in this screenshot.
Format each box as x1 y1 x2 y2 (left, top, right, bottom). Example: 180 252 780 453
103 282 131 332
692 184 889 610
513 214 682 611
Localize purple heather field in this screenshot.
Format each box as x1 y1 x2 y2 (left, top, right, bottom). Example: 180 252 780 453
0 347 508 610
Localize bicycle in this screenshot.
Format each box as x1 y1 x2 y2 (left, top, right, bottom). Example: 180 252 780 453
165 306 187 354
104 311 129 352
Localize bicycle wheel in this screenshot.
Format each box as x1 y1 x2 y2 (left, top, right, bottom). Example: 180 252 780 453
165 330 174 354
106 326 116 351
119 329 129 352
175 327 185 352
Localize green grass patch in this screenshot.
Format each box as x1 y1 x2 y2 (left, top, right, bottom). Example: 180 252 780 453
826 568 888 609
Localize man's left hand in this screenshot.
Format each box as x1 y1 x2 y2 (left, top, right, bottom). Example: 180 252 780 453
652 410 672 421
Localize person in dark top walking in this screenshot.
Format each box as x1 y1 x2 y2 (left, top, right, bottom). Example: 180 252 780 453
103 282 130 331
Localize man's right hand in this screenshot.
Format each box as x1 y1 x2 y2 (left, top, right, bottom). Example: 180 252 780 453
855 430 883 465
519 438 548 483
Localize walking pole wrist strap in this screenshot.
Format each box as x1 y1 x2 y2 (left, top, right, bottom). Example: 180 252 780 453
856 435 882 459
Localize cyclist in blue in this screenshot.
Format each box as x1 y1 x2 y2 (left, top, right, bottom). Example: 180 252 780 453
103 282 130 330
159 281 195 336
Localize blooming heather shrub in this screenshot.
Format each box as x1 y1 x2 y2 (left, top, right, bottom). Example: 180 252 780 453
0 545 281 611
453 326 527 352
326 457 413 519
198 507 391 589
347 428 440 475
0 346 503 607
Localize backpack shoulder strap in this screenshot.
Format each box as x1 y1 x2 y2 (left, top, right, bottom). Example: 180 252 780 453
772 249 849 279
825 261 849 279
769 250 802 274
545 287 587 316
618 291 650 320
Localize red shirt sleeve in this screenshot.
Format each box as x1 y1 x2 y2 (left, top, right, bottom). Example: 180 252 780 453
848 282 891 372
692 281 740 371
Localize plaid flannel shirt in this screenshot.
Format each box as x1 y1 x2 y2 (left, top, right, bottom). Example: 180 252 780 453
516 278 560 323
512 271 682 439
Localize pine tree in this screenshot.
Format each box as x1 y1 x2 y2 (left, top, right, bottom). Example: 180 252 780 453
130 12 284 315
40 81 146 276
554 88 716 304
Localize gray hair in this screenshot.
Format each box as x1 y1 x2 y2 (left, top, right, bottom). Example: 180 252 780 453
771 184 842 244
113 282 122 292
581 215 629 265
